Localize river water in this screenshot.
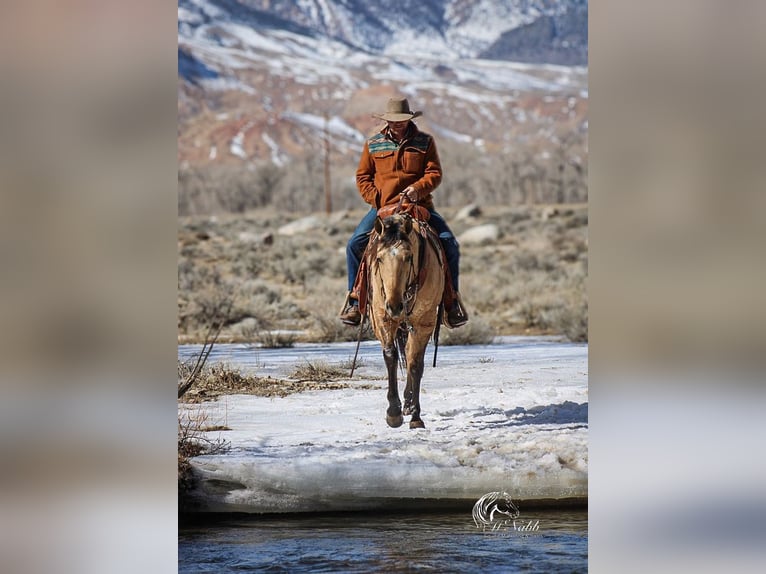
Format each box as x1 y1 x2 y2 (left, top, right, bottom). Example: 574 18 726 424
179 509 587 573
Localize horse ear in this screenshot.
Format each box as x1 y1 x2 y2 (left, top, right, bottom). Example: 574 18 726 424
374 217 384 235
402 216 412 235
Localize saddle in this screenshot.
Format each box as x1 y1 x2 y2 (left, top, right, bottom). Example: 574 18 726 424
351 207 458 319
376 202 430 222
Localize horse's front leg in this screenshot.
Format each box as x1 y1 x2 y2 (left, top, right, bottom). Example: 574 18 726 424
382 342 402 428
403 333 429 429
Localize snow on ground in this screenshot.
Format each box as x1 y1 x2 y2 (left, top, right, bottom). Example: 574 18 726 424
179 337 587 514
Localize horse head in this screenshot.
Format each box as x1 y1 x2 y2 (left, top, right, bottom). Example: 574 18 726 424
373 214 417 320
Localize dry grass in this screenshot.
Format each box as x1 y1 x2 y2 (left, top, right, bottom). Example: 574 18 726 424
440 314 496 346
290 360 350 382
178 204 588 343
338 356 367 370
253 330 298 348
180 362 297 402
180 361 375 403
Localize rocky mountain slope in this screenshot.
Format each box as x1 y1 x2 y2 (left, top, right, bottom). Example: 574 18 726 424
178 0 588 187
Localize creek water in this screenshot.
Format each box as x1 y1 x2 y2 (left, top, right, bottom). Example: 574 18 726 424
178 509 587 573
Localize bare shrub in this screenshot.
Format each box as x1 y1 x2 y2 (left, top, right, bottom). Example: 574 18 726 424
254 330 297 348
542 307 587 343
302 275 374 343
178 295 232 397
178 205 588 342
436 139 587 208
178 407 231 498
178 299 233 498
440 314 495 346
178 318 229 496
181 361 306 401
338 356 367 370
512 251 541 272
180 134 586 218
178 277 236 337
290 360 348 382
178 409 230 458
264 235 346 287
540 298 588 342
178 163 284 216
310 310 375 343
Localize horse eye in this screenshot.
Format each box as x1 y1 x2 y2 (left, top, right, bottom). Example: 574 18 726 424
405 255 413 263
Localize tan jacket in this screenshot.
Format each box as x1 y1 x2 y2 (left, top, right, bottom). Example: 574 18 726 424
355 123 442 210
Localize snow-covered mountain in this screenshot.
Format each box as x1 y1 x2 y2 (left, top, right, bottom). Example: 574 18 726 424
186 0 587 62
178 0 588 170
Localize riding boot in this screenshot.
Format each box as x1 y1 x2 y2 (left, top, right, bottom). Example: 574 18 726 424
339 291 361 326
445 292 469 329
440 258 468 329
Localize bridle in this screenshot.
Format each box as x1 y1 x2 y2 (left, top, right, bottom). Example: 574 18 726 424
373 230 420 322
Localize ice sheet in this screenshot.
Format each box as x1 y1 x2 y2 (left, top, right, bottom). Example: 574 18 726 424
180 338 587 513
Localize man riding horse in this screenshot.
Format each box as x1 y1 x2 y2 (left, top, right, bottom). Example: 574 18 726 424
340 96 468 329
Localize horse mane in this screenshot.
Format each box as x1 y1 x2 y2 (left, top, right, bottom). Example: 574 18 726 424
378 216 412 247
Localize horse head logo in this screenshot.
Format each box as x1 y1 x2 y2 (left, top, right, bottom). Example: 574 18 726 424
472 491 520 531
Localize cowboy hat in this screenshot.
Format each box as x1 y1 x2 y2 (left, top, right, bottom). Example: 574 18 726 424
373 97 423 122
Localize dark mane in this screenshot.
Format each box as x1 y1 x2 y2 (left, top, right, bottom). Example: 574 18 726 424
379 216 411 247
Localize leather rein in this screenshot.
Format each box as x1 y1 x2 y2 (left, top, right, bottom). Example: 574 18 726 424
374 199 426 322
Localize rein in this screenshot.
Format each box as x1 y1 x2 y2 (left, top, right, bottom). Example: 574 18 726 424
374 238 419 322
373 214 422 323
391 198 424 317
367 207 444 369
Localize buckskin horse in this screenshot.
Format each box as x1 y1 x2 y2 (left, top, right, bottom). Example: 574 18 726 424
362 211 444 429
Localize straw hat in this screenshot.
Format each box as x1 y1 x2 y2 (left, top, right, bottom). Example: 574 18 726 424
373 97 423 122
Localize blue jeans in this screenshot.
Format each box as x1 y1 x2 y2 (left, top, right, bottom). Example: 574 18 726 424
346 208 460 294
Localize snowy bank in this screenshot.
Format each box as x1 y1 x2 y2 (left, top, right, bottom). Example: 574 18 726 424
179 338 587 513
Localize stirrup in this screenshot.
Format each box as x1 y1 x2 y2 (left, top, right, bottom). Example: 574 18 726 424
339 291 362 325
338 291 355 315
444 292 469 329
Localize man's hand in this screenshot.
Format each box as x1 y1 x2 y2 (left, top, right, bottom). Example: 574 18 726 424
402 186 418 202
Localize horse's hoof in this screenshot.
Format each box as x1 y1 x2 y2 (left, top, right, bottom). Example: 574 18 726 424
386 414 404 428
410 420 425 429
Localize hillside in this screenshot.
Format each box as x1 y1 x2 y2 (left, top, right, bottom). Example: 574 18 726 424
178 0 588 208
